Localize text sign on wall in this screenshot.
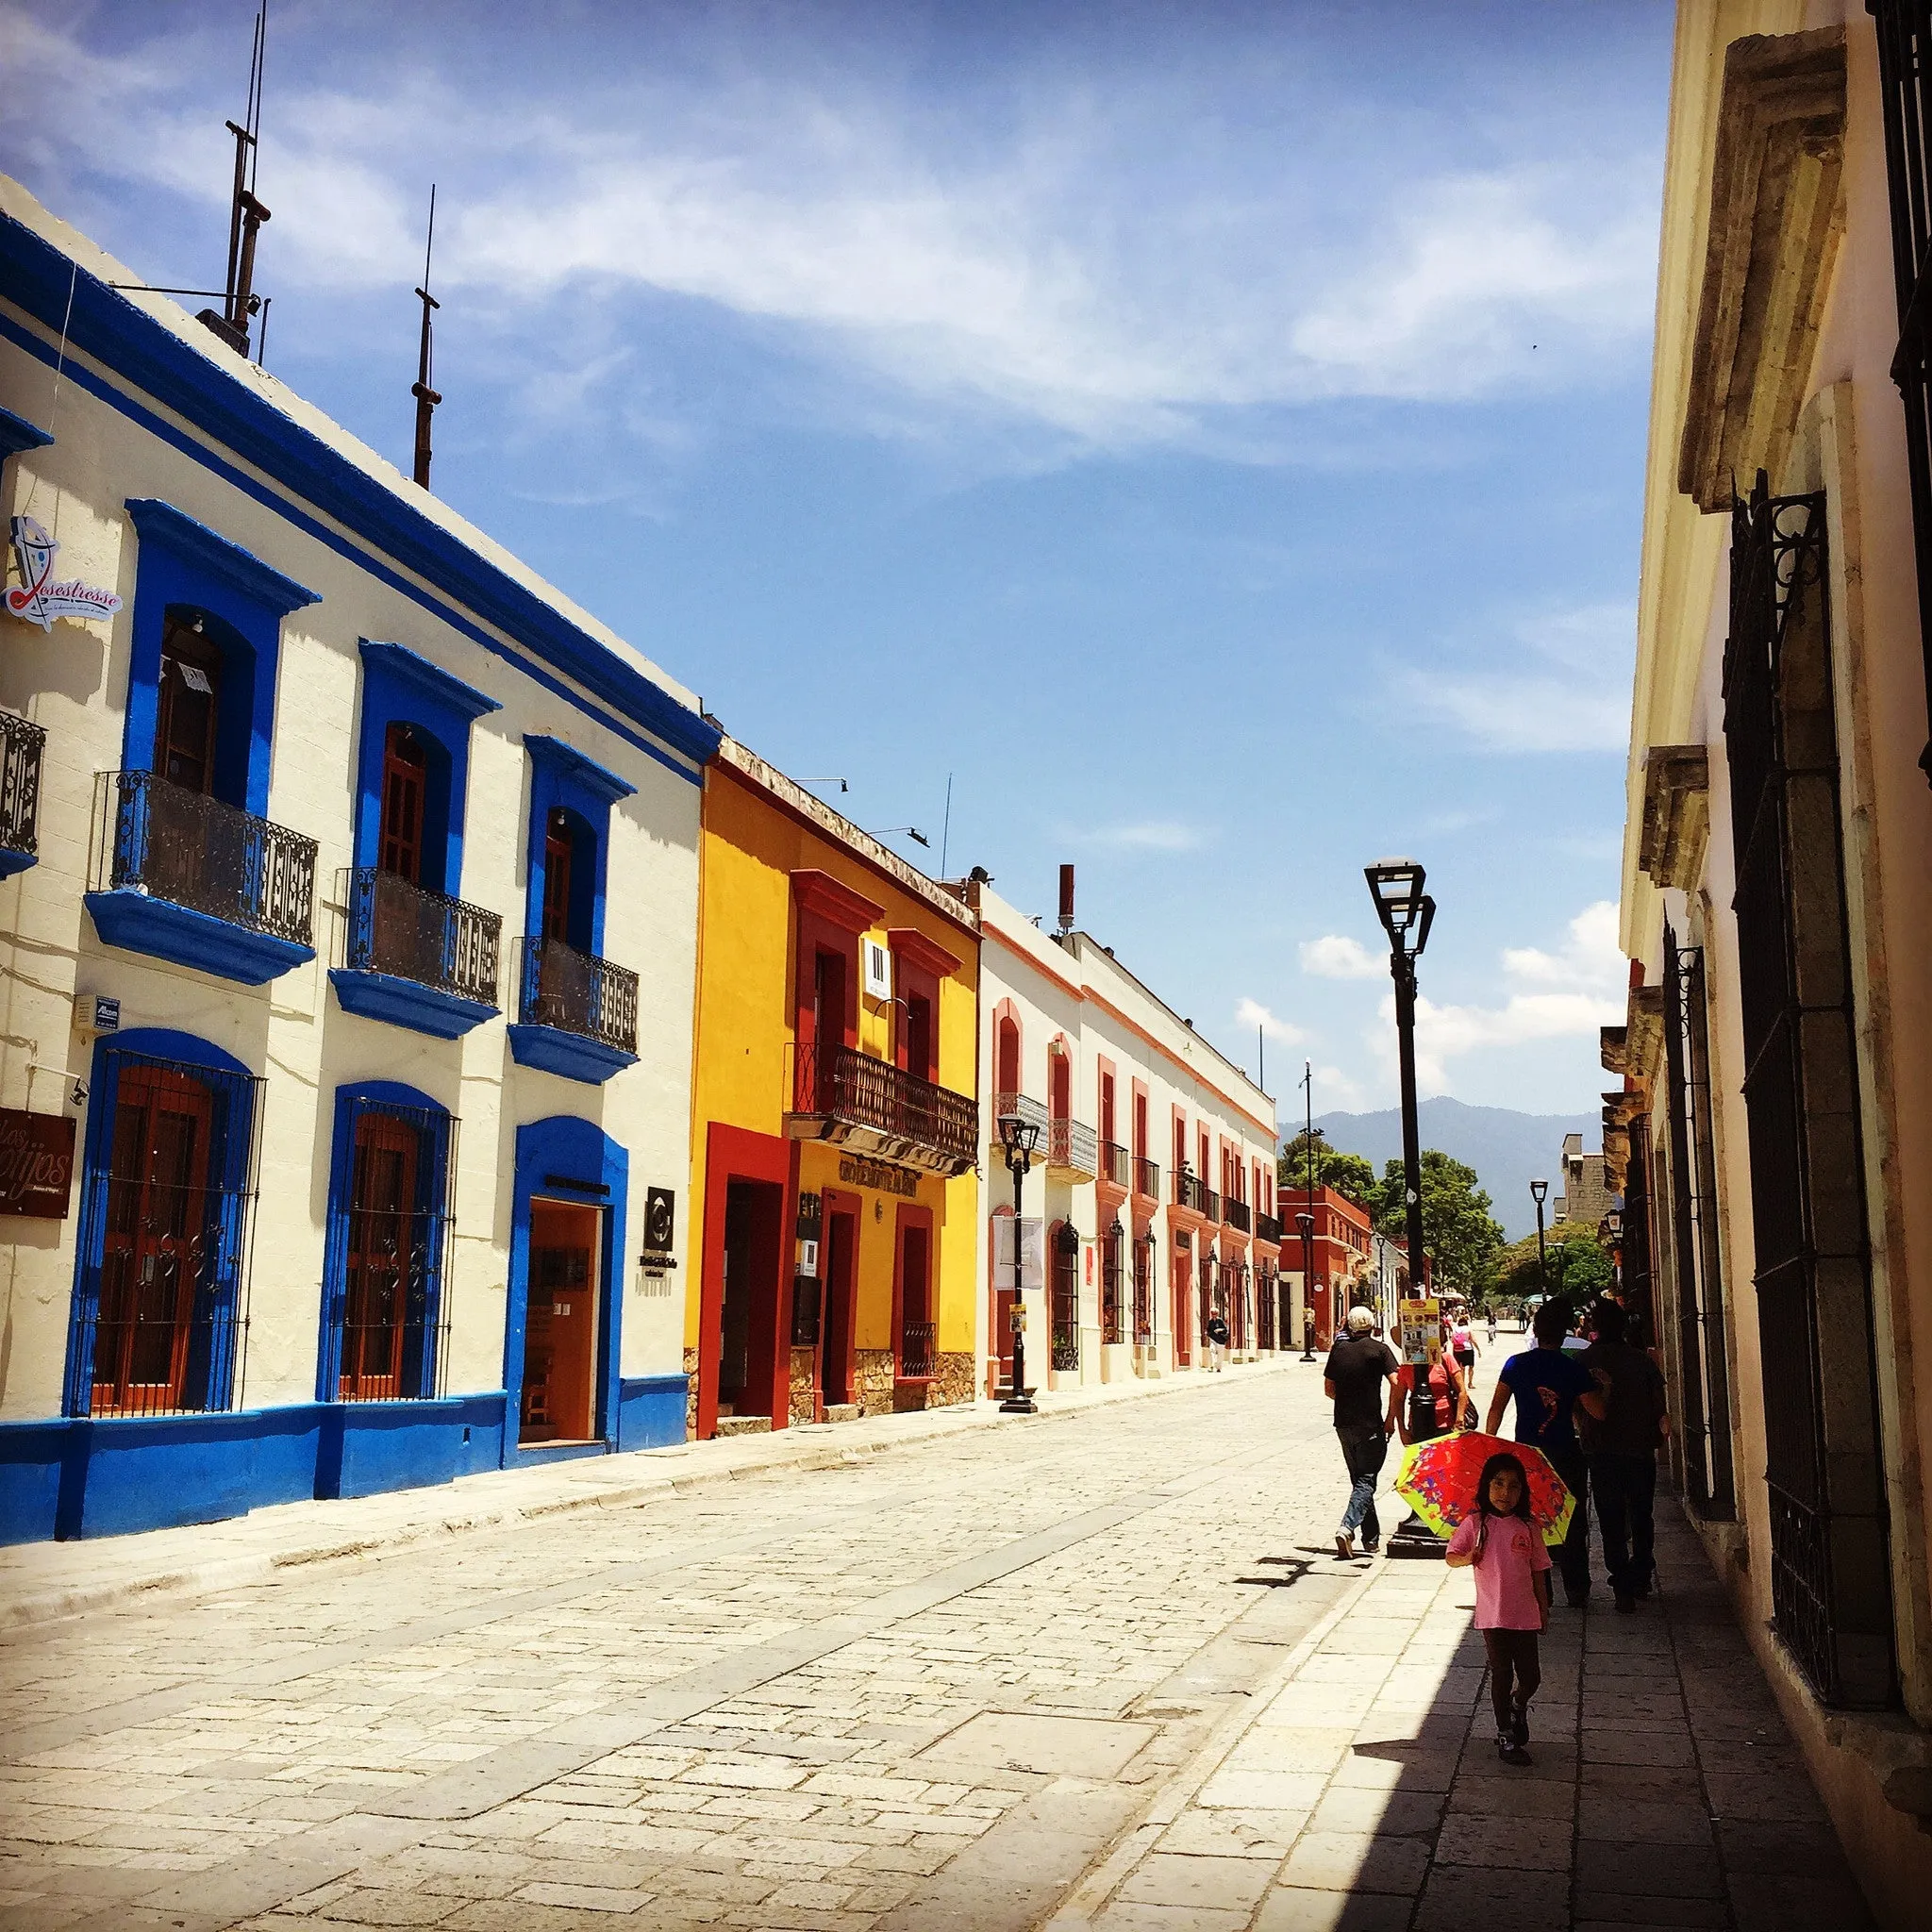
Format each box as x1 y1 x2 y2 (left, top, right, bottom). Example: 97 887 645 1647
837 1155 920 1198
0 1108 76 1218
7 516 122 631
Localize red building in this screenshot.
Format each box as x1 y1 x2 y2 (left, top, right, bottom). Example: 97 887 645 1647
1277 1183 1375 1347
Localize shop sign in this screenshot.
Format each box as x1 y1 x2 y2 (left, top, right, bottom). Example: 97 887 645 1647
837 1154 919 1198
7 516 123 631
1397 1295 1441 1369
0 1108 76 1218
638 1184 677 1279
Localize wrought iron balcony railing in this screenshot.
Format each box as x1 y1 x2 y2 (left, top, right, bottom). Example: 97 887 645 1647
1133 1156 1162 1200
994 1091 1049 1133
1 709 45 865
1048 1117 1098 1177
1256 1211 1283 1244
1203 1187 1222 1224
899 1321 937 1379
518 937 638 1054
345 866 500 1006
1173 1170 1209 1214
97 770 316 943
1223 1196 1252 1234
793 1041 978 1172
1098 1139 1130 1188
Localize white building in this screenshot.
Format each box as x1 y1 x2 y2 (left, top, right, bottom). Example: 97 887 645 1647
0 180 715 1541
970 869 1280 1391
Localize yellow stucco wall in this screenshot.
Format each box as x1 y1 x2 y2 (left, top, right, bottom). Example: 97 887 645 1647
686 760 980 1358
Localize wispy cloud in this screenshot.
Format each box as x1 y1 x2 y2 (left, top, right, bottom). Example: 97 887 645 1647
1236 996 1305 1046
1067 820 1206 853
1301 934 1384 979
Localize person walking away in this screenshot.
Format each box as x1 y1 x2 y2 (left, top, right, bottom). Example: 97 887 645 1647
1446 1452 1551 1767
1206 1308 1230 1373
1394 1339 1469 1446
1451 1316 1480 1399
1486 1308 1498 1347
1485 1298 1595 1607
1324 1306 1400 1559
1577 1299 1669 1612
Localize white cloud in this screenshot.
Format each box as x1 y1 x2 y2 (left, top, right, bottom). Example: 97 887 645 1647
1236 997 1305 1046
1301 934 1383 979
1069 820 1205 853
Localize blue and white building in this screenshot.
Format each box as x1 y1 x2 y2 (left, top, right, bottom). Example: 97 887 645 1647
0 179 718 1541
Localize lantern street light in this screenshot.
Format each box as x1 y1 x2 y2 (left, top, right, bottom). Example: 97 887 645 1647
996 1113 1042 1414
1296 1209 1317 1358
1364 858 1435 1317
1530 1177 1550 1305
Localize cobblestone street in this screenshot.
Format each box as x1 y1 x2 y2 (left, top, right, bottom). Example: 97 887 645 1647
0 1368 1870 1932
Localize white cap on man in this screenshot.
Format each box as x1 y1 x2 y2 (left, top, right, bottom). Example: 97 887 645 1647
1345 1306 1374 1333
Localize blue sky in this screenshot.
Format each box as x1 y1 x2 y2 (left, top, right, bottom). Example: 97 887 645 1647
3 0 1672 1124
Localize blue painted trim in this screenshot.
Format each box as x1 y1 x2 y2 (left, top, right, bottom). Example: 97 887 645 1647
523 736 631 957
513 1439 609 1466
328 967 498 1039
125 497 320 617
0 848 37 878
359 640 501 722
502 1117 628 1461
0 401 52 458
617 1374 690 1452
85 888 315 985
507 1024 639 1086
0 212 721 773
525 734 636 807
316 1391 504 1499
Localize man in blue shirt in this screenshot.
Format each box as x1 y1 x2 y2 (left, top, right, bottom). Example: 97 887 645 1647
1484 1297 1596 1606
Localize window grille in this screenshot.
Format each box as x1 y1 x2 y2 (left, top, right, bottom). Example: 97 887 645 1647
1131 1237 1153 1341
1662 925 1737 1519
1100 1224 1125 1345
1869 0 1932 780
319 1096 457 1403
1050 1230 1080 1373
64 1049 263 1417
1724 475 1892 1707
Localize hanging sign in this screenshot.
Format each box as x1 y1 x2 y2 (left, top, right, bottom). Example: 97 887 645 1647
1397 1296 1441 1369
6 516 122 631
0 1108 76 1219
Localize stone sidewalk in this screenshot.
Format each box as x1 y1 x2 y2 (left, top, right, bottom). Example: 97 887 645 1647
1048 1505 1875 1932
0 1356 1296 1631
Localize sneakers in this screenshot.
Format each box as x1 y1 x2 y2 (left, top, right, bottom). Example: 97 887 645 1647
1335 1529 1357 1559
1510 1699 1530 1749
1496 1732 1532 1767
1361 1539 1381 1556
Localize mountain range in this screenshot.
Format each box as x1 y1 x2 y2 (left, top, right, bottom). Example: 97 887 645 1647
1299 1096 1599 1241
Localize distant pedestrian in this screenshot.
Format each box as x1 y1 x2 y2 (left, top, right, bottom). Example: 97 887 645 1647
1206 1310 1230 1372
1324 1306 1400 1559
1486 1309 1498 1347
1485 1298 1595 1607
1577 1299 1669 1613
1303 1314 1318 1358
1451 1317 1480 1391
1446 1451 1550 1767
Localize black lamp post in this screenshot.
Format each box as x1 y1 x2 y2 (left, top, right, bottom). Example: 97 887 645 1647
1530 1176 1550 1308
1364 858 1435 1313
997 1113 1042 1414
1296 1209 1316 1358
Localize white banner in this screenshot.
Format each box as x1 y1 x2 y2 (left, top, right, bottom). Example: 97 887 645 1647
992 1215 1044 1291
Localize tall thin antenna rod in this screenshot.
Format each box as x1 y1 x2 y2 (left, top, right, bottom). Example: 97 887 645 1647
939 772 954 877
204 6 270 357
412 184 442 490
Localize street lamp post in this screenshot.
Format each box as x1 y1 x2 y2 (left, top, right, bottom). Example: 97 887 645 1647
997 1113 1042 1415
1530 1176 1550 1307
1364 859 1436 1311
1296 1209 1316 1359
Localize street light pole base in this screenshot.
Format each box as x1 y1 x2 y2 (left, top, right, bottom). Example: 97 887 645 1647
1385 1515 1443 1559
998 1392 1038 1414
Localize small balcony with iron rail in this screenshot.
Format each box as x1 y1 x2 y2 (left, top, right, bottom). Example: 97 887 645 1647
1256 1210 1283 1246
330 865 502 1040
1173 1168 1210 1219
1097 1139 1130 1192
86 769 318 985
0 709 46 881
1047 1115 1098 1182
1132 1154 1162 1202
1222 1195 1252 1235
993 1091 1048 1148
508 936 640 1085
791 1041 977 1177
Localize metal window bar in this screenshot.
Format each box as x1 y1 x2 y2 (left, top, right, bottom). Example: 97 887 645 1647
899 1321 936 1380
1663 926 1737 1519
1723 476 1891 1707
1257 1266 1277 1351
319 1096 458 1404
1132 1155 1162 1200
1 708 46 859
342 865 499 1006
1098 1139 1130 1187
517 936 639 1052
1101 1226 1125 1345
1173 1168 1208 1214
63 1048 264 1418
93 769 316 943
1132 1239 1153 1342
1222 1195 1251 1234
794 1041 978 1168
1050 1241 1080 1373
1256 1210 1282 1244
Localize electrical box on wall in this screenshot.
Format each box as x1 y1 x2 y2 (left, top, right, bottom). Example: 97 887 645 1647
73 993 120 1041
863 939 891 1003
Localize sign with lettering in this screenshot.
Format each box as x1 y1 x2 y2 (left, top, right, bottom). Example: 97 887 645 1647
837 1154 920 1198
639 1185 677 1275
7 516 123 631
1397 1296 1441 1370
0 1108 76 1218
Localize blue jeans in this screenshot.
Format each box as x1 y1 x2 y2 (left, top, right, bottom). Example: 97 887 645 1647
1338 1425 1389 1542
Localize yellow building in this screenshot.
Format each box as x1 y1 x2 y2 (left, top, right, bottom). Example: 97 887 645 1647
685 739 980 1437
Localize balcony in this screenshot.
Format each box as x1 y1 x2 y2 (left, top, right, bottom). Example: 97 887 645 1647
0 709 45 879
1047 1117 1098 1181
1173 1169 1209 1216
1203 1187 1222 1224
1256 1211 1283 1245
1133 1155 1162 1200
330 866 501 1040
86 770 317 985
790 1041 977 1177
1098 1139 1130 1190
993 1091 1048 1139
508 937 640 1085
1223 1196 1252 1235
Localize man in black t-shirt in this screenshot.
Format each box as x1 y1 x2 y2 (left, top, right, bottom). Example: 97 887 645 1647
1324 1305 1400 1558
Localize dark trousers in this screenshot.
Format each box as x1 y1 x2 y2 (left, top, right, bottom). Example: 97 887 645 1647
1543 1445 1591 1600
1483 1628 1541 1734
1591 1451 1657 1596
1337 1425 1388 1543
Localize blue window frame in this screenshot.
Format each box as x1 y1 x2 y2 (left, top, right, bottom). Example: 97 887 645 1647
316 1082 458 1405
522 735 634 956
63 1029 263 1418
121 498 318 816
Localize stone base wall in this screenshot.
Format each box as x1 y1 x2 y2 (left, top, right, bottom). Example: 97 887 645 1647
790 1347 818 1427
929 1352 974 1409
855 1349 896 1417
683 1348 699 1440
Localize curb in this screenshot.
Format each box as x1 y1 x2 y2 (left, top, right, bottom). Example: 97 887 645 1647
0 1357 1303 1630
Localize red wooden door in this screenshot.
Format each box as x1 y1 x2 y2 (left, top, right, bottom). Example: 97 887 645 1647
380 724 426 883
341 1112 419 1400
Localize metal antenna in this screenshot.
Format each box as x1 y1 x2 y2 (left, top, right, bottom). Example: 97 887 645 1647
413 185 442 489
939 772 954 877
206 6 270 357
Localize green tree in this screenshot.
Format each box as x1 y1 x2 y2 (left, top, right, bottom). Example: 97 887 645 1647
1276 1133 1381 1213
1373 1149 1505 1296
1495 1229 1615 1304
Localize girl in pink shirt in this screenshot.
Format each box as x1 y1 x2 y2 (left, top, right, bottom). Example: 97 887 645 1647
1446 1452 1551 1766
